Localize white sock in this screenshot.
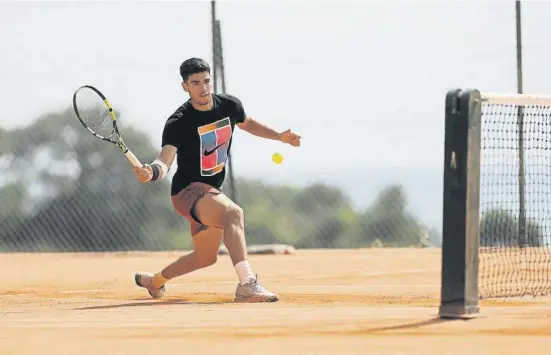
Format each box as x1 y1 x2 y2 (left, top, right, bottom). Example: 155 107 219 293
235 260 255 285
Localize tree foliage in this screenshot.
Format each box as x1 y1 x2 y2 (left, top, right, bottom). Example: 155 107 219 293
0 107 443 252
480 209 544 247
0 108 183 251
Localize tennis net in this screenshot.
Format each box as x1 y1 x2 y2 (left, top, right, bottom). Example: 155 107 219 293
479 94 551 298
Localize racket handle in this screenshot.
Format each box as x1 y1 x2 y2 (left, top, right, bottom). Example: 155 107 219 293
124 150 142 168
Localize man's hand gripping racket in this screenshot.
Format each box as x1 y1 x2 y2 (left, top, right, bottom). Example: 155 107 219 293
132 164 154 183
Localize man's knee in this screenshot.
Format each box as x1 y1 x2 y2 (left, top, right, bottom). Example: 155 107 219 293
197 252 218 268
192 226 223 268
223 204 244 226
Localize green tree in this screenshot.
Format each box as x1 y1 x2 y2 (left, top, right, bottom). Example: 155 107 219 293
480 209 544 247
525 217 545 247
480 210 517 247
0 182 26 251
290 184 356 248
1 107 434 252
341 185 422 247
0 107 182 252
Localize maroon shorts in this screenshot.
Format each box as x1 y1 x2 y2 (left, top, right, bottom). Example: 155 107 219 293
171 182 221 236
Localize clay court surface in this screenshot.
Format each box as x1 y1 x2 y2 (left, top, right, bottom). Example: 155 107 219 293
2 248 551 354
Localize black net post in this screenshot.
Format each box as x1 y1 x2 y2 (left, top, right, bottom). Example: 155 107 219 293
439 88 482 319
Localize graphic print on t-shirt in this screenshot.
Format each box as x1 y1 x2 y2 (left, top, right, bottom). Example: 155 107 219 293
197 117 232 176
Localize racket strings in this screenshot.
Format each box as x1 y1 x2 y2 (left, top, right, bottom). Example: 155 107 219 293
75 88 116 139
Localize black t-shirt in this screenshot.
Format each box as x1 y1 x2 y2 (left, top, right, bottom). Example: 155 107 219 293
161 93 246 196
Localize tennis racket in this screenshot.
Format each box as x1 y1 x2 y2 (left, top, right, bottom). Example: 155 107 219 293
72 85 142 168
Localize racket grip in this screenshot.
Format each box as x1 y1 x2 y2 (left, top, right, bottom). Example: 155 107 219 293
124 150 142 168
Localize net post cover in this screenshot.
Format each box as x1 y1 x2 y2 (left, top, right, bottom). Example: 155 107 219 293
439 88 482 319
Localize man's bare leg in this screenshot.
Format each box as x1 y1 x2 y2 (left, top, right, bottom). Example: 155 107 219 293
135 227 223 298
193 192 278 302
161 227 223 279
193 192 247 266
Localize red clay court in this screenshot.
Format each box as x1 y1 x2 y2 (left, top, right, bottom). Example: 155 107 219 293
2 249 551 355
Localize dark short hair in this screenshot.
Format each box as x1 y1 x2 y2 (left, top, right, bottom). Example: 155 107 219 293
179 58 211 82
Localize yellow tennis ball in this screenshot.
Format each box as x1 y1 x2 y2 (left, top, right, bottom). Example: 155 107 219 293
272 152 283 164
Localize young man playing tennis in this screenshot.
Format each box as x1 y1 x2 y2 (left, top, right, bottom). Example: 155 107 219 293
132 58 301 303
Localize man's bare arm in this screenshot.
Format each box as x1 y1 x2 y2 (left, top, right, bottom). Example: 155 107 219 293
237 117 282 141
237 117 301 147
157 144 177 167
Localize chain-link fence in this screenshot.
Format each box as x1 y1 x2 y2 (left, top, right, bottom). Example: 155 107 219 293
0 106 440 253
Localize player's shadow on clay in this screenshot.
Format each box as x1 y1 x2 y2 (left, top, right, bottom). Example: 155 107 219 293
73 298 233 311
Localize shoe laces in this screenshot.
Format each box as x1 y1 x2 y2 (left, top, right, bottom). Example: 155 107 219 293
248 274 265 292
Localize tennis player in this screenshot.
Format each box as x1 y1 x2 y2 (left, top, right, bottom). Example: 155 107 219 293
132 58 301 303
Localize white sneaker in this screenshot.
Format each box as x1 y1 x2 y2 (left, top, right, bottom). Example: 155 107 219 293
134 272 166 299
234 275 279 303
